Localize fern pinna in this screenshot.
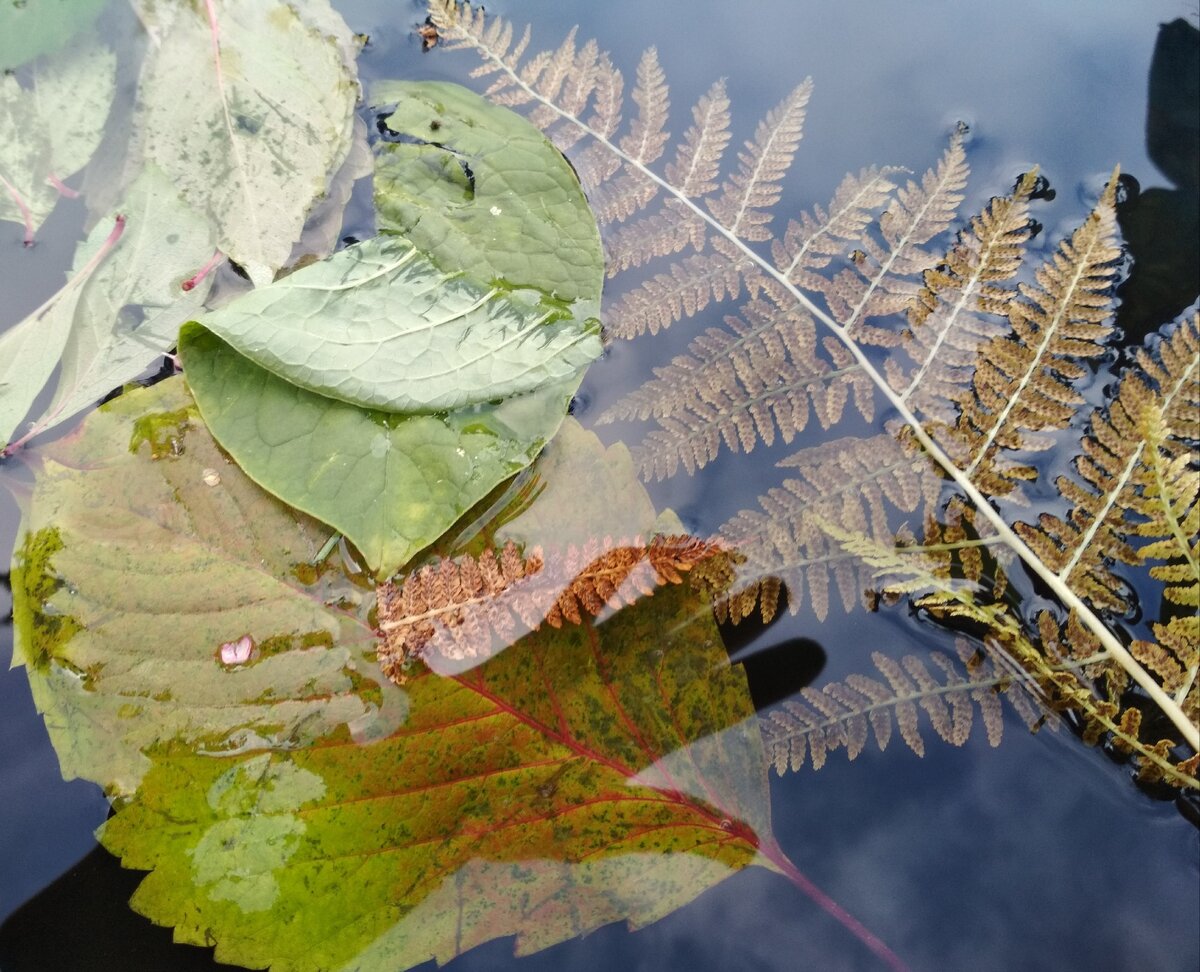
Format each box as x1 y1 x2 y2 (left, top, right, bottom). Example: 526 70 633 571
424 1 1197 787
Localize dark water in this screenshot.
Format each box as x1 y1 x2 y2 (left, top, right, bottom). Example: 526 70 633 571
1 2 1197 970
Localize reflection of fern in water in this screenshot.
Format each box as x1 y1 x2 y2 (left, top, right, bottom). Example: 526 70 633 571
426 1 1197 789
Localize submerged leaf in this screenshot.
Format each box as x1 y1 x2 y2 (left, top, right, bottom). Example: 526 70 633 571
130 0 358 284
180 324 579 575
100 581 769 972
1 166 216 452
14 382 781 972
10 377 404 797
0 0 110 71
0 41 116 241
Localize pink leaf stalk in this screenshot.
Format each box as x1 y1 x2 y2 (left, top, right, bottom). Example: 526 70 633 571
1 172 37 246
181 248 225 291
46 173 80 199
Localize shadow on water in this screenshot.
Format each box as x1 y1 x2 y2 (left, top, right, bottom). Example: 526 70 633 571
1115 19 1200 346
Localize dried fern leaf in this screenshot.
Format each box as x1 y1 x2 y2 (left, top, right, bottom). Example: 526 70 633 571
716 434 941 621
427 1 1200 751
763 640 1045 773
376 535 727 680
771 166 902 286
1015 313 1199 613
706 81 812 240
887 170 1039 424
623 312 873 480
821 129 969 341
950 177 1121 498
1131 617 1199 723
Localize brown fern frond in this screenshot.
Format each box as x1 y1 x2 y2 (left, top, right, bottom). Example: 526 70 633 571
605 247 767 338
885 170 1039 425
1014 313 1199 613
603 199 707 273
1131 617 1199 723
618 47 670 163
376 535 728 680
950 176 1122 499
771 166 902 286
663 79 732 197
763 640 1046 772
706 81 813 240
616 296 876 479
820 129 969 341
716 435 941 621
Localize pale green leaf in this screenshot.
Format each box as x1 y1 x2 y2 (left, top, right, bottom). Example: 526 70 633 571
10 376 405 797
0 42 116 239
373 80 604 303
191 235 602 413
131 0 358 285
1 167 215 452
179 324 580 575
38 167 216 442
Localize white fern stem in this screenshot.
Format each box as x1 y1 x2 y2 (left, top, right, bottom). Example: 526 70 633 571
438 6 1199 752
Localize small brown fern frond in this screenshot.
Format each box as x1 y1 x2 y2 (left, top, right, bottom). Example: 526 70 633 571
762 640 1046 773
614 298 873 480
1014 313 1199 613
1033 610 1198 787
1132 617 1199 723
950 176 1122 499
706 81 813 241
716 434 941 622
771 166 903 287
376 535 727 680
885 170 1039 425
820 128 970 342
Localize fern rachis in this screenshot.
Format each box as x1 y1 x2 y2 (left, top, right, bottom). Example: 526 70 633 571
426 0 1197 752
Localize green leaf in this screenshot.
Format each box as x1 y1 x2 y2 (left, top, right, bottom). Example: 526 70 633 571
188 235 602 413
102 584 769 972
12 379 777 971
0 41 115 240
373 80 604 304
1 166 216 452
130 0 358 285
10 377 405 796
179 323 580 575
0 0 109 71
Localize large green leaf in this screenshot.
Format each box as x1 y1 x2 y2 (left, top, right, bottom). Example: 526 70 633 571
180 322 579 575
0 41 115 240
10 378 405 796
12 382 779 970
130 0 358 285
1 166 216 453
188 234 602 413
373 80 604 303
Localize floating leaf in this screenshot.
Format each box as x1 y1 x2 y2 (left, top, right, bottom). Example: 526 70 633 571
180 79 605 574
13 379 788 972
180 323 580 575
187 234 602 413
1 166 216 453
10 377 405 796
0 41 116 241
373 80 604 303
130 0 358 285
